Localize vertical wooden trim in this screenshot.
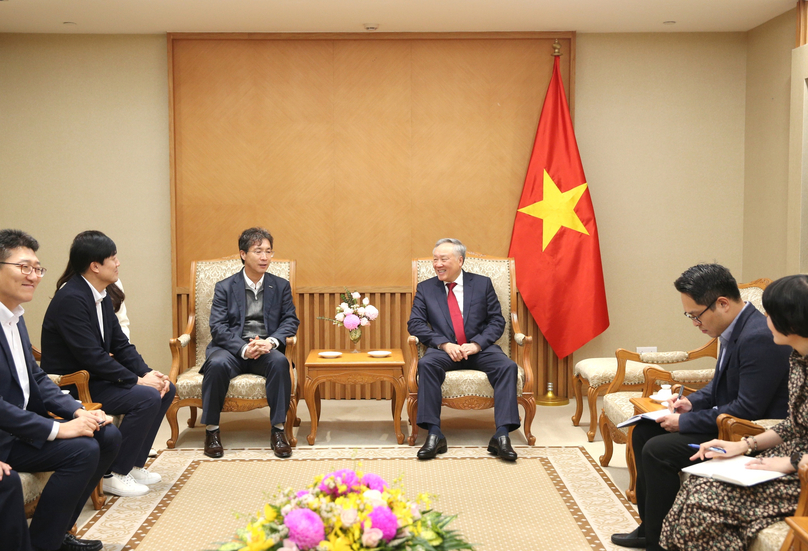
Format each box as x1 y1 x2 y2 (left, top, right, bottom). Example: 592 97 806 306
798 1 808 48
167 34 179 337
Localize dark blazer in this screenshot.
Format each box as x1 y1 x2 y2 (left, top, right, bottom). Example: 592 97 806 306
0 316 80 461
41 274 150 388
407 270 506 351
203 269 299 364
680 304 791 434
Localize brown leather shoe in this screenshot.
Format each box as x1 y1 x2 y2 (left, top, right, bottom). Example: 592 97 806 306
270 429 292 458
204 429 223 458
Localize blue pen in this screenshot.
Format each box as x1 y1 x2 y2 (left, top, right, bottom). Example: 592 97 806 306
688 443 727 454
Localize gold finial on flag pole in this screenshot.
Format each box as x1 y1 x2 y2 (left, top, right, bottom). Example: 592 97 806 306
552 39 562 57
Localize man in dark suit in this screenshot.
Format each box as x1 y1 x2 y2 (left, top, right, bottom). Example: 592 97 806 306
407 238 520 461
199 227 299 458
41 231 175 499
0 229 121 551
611 264 791 551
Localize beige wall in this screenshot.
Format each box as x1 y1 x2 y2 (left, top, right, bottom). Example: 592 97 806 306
0 20 796 374
744 9 795 282
0 34 172 371
574 32 748 361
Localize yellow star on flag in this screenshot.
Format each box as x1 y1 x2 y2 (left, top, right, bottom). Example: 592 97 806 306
518 170 590 251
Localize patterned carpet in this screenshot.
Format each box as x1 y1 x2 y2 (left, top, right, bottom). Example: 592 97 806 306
78 446 639 551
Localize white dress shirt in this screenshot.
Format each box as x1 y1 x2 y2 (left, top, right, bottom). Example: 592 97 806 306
82 276 107 341
240 271 279 358
444 271 465 316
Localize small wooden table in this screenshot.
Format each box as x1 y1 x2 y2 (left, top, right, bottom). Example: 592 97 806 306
625 396 669 502
303 349 406 445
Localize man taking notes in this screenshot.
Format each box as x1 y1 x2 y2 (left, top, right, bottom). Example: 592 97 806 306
611 264 791 551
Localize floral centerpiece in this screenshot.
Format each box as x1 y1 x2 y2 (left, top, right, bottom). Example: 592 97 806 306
318 289 379 352
213 467 474 551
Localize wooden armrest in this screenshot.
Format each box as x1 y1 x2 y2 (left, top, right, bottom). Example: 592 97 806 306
511 312 534 395
715 413 766 441
407 335 419 393
56 370 93 404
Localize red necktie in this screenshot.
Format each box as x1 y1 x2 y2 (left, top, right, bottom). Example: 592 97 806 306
446 282 467 345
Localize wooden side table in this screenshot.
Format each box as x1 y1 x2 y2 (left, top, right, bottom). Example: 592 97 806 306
303 349 406 445
625 396 668 502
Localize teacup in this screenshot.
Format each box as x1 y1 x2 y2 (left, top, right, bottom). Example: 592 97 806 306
657 384 672 398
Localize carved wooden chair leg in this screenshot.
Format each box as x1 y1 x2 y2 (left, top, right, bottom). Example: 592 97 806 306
407 397 419 446
187 406 197 428
598 412 614 466
585 385 601 442
285 401 297 447
165 401 181 449
572 374 584 425
90 482 106 510
520 396 537 446
625 426 637 503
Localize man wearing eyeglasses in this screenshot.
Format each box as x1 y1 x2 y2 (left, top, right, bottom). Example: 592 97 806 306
0 229 121 551
199 227 299 458
612 263 791 551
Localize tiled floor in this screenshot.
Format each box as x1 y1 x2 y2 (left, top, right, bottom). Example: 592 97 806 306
78 396 633 525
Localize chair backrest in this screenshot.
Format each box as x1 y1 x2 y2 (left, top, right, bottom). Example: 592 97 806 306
412 253 515 357
190 255 296 367
739 278 771 314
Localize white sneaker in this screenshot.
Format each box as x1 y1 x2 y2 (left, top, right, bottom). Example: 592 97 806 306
129 466 162 485
103 473 149 497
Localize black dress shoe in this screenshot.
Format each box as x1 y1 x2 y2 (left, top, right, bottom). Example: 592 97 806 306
204 428 224 458
270 429 292 458
487 434 518 461
60 533 103 551
417 433 448 460
611 526 646 548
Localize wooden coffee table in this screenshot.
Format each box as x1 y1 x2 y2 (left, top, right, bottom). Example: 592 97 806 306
303 349 406 445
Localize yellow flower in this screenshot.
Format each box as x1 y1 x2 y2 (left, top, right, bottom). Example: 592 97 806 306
263 504 277 523
321 533 353 551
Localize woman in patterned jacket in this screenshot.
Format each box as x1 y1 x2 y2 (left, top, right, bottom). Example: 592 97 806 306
661 274 808 551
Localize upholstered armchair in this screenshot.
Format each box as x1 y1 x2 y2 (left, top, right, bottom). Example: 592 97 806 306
597 278 771 503
21 359 106 513
406 253 536 446
167 256 298 448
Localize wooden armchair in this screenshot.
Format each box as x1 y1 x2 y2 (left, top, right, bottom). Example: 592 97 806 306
22 354 106 513
597 279 771 502
406 253 536 446
166 256 298 448
714 413 795 551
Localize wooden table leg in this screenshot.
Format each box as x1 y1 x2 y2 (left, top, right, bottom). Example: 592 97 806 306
305 375 318 445
391 375 406 444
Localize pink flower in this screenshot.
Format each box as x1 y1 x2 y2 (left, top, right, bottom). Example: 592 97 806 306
351 291 361 300
367 505 398 541
364 305 379 321
343 314 361 330
296 490 309 498
361 527 384 548
362 297 370 306
318 469 360 496
361 473 388 492
281 540 300 551
360 318 370 327
340 507 358 526
284 509 324 550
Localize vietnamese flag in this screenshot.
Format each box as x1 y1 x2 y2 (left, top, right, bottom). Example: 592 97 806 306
508 55 608 359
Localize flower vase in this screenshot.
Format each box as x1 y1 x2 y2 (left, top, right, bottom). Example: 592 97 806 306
349 328 362 353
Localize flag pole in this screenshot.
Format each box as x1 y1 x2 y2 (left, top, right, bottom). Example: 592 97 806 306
536 38 571 407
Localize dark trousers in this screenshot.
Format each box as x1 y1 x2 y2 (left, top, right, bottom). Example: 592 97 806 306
6 424 121 551
87 380 175 475
633 421 713 551
1 470 31 551
200 348 291 426
416 345 520 432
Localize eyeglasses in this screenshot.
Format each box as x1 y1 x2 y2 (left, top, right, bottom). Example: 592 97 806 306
249 250 274 258
0 262 47 277
684 298 717 324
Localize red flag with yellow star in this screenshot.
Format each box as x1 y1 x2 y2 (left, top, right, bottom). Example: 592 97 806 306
508 55 608 359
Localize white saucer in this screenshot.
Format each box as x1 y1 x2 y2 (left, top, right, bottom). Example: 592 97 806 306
649 393 674 402
318 351 343 358
367 350 392 358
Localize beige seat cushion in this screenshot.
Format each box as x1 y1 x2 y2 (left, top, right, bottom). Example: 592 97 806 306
20 471 52 505
176 363 297 401
440 367 525 399
573 357 647 388
603 391 642 436
749 520 789 551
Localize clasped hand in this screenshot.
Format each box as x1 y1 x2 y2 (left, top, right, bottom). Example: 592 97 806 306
137 370 171 397
244 337 274 360
57 408 112 439
441 342 481 362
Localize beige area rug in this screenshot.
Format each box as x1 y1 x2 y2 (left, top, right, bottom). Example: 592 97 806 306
79 447 639 551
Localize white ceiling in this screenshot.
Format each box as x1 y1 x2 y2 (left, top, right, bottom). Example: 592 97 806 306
0 0 796 34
